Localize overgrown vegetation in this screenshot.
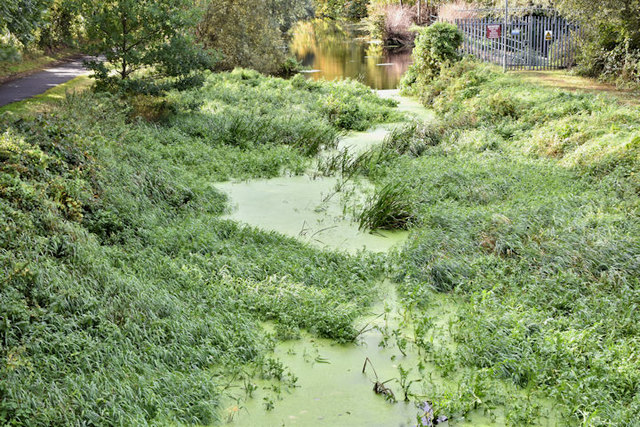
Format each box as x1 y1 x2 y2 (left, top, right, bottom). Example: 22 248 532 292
0 71 398 424
555 0 640 86
198 0 314 75
339 59 640 424
400 22 463 93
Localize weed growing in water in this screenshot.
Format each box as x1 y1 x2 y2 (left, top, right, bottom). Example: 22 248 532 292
351 60 640 424
0 70 394 424
358 181 417 230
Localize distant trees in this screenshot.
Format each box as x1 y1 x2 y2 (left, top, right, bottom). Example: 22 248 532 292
197 0 313 74
37 0 84 51
556 0 640 84
314 0 370 19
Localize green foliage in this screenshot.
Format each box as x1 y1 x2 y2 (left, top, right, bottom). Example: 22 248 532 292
358 181 416 230
0 0 51 60
314 0 346 18
198 0 313 74
314 0 371 19
400 22 463 94
556 0 640 86
346 60 640 424
0 0 51 46
0 71 393 424
82 0 213 90
37 0 84 51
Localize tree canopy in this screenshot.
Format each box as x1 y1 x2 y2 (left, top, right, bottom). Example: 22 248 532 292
82 0 212 86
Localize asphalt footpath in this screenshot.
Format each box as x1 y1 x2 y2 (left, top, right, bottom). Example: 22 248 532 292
0 56 90 108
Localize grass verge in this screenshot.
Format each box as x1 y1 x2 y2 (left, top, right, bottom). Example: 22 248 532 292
0 75 93 116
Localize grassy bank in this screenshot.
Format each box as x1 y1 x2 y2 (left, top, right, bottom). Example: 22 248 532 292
0 70 398 424
0 49 80 82
336 60 640 424
0 75 93 116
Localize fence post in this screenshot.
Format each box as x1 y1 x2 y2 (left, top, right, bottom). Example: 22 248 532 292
503 0 508 71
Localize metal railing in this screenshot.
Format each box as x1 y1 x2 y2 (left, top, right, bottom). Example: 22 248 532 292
454 13 582 70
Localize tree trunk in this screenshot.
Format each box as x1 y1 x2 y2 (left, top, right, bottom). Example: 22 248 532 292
120 13 128 79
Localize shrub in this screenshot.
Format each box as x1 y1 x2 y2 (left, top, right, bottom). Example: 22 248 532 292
400 22 463 95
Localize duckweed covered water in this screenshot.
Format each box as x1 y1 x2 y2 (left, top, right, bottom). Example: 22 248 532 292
218 92 559 426
228 286 421 426
218 175 407 253
225 285 548 426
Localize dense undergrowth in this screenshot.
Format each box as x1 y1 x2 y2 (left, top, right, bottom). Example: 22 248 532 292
333 60 640 424
0 70 397 424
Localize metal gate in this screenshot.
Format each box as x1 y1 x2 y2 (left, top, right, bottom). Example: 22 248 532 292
453 11 582 70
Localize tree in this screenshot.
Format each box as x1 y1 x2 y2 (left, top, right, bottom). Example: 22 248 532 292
197 0 312 74
37 0 84 51
0 0 51 45
82 0 212 84
400 22 463 93
555 0 640 83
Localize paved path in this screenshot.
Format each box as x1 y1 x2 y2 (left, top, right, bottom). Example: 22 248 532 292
0 57 90 107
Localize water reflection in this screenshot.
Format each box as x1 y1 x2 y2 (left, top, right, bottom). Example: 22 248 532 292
290 20 412 90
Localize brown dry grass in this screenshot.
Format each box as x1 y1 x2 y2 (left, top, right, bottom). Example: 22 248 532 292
384 5 417 45
517 70 640 105
437 1 481 23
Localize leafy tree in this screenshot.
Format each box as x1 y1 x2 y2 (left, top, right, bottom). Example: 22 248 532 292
0 0 51 45
82 0 212 86
269 0 314 33
556 0 640 84
197 0 312 74
314 0 346 18
1 0 50 60
37 0 84 51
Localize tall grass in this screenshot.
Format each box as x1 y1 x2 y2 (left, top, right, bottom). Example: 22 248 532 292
0 70 395 424
346 60 640 424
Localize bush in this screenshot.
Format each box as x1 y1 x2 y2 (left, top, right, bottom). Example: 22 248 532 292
400 22 463 95
557 1 640 87
577 36 640 86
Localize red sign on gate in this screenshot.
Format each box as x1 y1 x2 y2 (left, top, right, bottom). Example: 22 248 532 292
486 24 501 39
